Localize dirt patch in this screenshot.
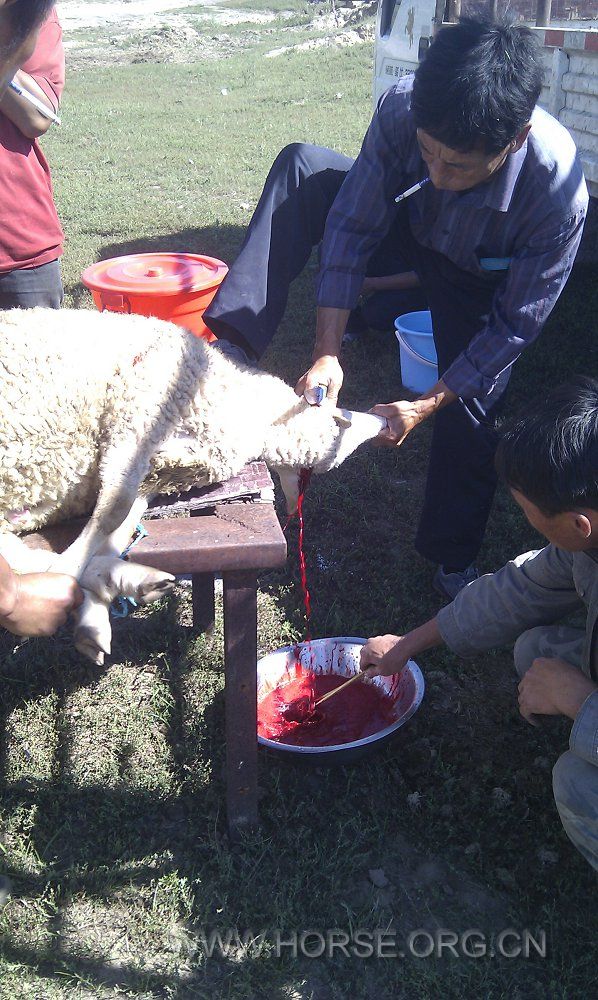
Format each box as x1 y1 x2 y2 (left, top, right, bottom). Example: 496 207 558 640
60 0 377 70
345 832 514 938
265 1 376 58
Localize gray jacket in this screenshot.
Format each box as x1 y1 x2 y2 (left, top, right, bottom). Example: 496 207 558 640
437 546 598 767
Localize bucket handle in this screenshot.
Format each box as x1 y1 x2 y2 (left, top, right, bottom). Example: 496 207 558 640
99 292 132 314
395 330 436 367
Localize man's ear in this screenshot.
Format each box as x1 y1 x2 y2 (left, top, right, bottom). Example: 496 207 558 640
573 512 593 541
511 123 531 153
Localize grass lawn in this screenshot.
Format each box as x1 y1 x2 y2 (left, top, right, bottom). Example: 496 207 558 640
0 3 596 998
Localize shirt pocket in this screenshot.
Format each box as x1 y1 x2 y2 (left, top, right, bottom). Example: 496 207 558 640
478 256 512 272
471 254 512 291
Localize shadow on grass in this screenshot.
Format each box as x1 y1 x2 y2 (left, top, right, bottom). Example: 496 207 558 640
0 603 232 994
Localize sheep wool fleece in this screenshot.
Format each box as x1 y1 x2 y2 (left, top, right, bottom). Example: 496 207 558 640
0 307 363 535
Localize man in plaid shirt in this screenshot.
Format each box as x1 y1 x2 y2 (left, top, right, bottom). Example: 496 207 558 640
205 18 588 598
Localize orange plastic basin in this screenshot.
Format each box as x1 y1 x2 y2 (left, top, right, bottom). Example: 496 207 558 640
81 252 228 341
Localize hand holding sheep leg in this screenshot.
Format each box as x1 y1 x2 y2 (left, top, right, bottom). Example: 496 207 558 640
0 555 83 638
0 537 83 637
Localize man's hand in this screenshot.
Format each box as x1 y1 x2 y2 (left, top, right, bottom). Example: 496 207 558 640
370 380 458 448
518 657 598 726
360 634 413 677
361 618 443 677
370 400 424 448
0 572 84 637
295 355 344 407
295 305 350 406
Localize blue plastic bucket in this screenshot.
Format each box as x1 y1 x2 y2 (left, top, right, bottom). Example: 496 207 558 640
394 310 438 393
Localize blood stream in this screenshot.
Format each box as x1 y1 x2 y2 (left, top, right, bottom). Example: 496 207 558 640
296 466 313 640
265 468 394 747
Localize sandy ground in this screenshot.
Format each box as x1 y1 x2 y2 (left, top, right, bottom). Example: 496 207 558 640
59 0 225 32
58 0 375 68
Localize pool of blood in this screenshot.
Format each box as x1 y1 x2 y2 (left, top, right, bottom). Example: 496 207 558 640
258 673 396 747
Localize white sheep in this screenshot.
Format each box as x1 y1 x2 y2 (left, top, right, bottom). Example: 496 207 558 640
0 307 386 662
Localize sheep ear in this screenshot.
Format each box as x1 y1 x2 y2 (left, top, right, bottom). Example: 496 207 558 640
276 465 300 515
333 408 352 428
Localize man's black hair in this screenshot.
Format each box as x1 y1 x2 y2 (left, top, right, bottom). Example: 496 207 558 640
411 16 543 154
4 0 53 48
495 376 598 516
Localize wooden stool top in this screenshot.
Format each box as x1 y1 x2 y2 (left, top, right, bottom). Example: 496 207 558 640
131 504 287 574
23 463 287 575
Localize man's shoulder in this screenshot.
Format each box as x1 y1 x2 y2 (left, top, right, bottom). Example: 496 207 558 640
376 76 417 145
528 105 577 161
378 75 415 116
512 544 574 574
574 548 598 580
524 106 588 216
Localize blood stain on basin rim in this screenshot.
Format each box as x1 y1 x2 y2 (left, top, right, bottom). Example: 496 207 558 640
257 637 424 759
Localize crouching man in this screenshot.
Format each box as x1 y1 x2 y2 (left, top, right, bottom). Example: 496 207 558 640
361 376 598 870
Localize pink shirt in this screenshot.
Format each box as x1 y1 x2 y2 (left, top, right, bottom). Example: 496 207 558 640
0 8 65 271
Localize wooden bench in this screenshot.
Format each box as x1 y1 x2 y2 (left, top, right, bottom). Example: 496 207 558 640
24 464 287 838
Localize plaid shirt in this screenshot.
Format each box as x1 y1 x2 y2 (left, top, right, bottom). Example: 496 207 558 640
318 77 589 399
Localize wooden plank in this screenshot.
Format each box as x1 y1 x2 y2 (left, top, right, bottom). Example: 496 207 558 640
131 506 287 574
223 570 259 838
24 504 287 574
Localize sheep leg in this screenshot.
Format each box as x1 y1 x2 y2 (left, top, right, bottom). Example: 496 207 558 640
73 496 173 659
50 442 153 580
78 496 175 605
72 495 173 661
80 556 175 606
93 495 150 557
0 532 112 663
0 495 149 577
0 533 55 574
73 590 112 666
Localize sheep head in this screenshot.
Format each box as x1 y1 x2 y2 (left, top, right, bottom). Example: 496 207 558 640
267 405 388 513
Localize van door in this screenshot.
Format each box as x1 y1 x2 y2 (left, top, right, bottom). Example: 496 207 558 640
373 0 443 104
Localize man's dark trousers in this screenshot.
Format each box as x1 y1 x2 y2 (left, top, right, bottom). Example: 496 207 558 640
0 259 63 309
204 143 510 569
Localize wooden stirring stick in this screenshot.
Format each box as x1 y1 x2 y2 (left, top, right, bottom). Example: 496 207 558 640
314 671 364 707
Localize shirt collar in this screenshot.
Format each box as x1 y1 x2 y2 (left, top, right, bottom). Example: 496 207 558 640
454 139 528 212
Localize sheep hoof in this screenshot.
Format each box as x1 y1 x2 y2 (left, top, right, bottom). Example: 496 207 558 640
133 572 176 605
80 558 175 606
74 590 112 664
74 636 106 666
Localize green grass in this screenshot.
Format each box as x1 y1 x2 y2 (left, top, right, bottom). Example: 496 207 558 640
1 3 597 998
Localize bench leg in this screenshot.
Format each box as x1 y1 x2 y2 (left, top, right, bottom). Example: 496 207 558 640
191 572 215 632
223 569 259 839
